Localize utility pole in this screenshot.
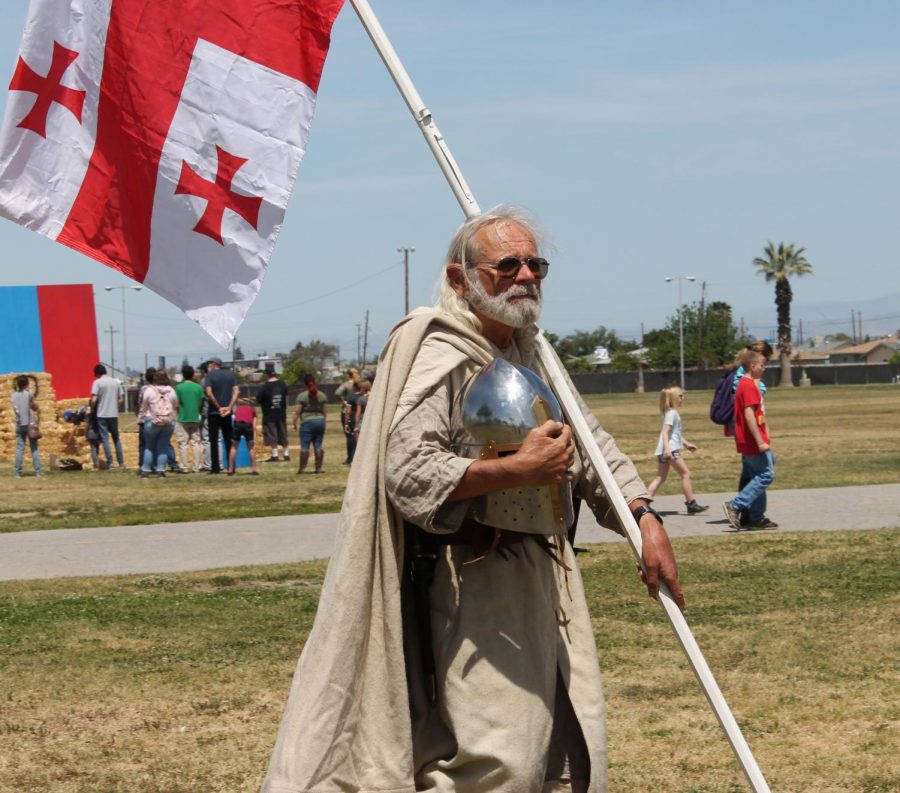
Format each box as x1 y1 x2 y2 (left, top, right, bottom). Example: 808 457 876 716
697 280 707 369
858 311 863 342
104 325 119 378
362 310 370 366
851 309 856 343
104 285 142 410
635 322 646 393
664 275 697 391
397 246 415 315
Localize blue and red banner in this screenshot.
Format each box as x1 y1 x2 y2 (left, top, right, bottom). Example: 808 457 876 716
0 283 99 398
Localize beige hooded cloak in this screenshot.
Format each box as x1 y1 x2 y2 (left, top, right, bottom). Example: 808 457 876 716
262 308 648 793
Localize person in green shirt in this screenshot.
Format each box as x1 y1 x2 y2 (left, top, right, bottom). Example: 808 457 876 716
174 365 206 472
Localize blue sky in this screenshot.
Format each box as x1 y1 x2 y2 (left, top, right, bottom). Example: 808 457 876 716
0 0 898 371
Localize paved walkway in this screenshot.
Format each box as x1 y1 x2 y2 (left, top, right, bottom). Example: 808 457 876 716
1 484 898 581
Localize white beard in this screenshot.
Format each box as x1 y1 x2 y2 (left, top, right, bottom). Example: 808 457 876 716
464 268 543 328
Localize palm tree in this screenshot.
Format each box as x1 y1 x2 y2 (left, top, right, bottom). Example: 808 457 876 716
753 241 814 387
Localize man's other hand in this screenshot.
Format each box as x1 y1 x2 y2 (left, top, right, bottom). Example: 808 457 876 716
636 513 685 611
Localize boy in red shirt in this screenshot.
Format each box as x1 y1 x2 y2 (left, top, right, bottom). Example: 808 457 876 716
723 351 777 530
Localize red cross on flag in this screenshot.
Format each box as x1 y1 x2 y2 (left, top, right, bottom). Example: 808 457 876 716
0 0 344 346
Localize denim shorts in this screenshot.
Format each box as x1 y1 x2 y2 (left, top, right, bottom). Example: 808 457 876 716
299 417 325 452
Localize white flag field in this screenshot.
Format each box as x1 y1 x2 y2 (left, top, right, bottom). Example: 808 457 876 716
0 0 344 346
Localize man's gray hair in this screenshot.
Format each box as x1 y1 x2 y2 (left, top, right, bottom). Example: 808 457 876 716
433 204 546 326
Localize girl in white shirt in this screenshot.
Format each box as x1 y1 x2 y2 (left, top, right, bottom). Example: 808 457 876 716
647 385 708 514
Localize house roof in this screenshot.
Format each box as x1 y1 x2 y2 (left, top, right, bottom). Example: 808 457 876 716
792 350 830 361
796 338 854 355
829 337 899 356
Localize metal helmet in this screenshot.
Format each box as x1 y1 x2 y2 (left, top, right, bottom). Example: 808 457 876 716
462 359 562 443
461 359 574 534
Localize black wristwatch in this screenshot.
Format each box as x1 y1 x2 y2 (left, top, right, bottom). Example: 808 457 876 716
631 504 663 526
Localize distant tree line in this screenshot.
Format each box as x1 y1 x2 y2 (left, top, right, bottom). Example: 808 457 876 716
549 300 751 374
549 239 816 385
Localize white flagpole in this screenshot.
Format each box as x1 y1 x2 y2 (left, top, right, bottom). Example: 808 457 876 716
537 342 771 793
349 0 480 218
348 2 771 790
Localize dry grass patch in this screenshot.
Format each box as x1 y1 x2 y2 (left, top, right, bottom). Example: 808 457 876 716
1 532 897 792
1 562 328 792
582 530 899 792
0 420 351 533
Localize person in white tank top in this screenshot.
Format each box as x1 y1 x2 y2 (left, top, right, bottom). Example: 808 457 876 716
647 385 708 514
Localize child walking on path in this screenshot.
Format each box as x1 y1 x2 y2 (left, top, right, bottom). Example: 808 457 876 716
647 386 708 514
723 350 778 530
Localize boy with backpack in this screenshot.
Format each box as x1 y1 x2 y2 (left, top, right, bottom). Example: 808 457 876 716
722 350 778 530
711 340 774 525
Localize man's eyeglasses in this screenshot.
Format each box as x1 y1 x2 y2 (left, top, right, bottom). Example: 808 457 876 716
472 256 550 280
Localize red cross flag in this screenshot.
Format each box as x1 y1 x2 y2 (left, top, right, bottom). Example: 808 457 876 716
0 0 344 346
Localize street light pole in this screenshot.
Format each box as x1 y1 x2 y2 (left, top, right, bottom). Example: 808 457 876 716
104 324 118 378
397 246 415 315
665 275 697 391
105 285 143 410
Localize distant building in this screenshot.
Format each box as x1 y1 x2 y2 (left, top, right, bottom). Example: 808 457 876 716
827 337 900 365
789 334 900 365
588 346 611 366
792 349 830 365
257 357 283 374
234 356 283 373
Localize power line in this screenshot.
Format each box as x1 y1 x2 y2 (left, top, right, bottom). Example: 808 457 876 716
263 262 403 314
93 261 405 322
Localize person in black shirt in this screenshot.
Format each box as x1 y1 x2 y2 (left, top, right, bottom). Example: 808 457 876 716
257 364 290 462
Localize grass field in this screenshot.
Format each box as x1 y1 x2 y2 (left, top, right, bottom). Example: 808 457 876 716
0 529 896 792
2 384 899 534
589 383 900 495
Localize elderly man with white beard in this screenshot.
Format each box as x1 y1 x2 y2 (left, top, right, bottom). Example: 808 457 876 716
261 205 683 793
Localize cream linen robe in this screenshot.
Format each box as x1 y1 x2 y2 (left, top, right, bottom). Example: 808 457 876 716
261 309 648 793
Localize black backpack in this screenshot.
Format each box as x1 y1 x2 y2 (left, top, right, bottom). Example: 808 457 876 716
709 369 736 425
